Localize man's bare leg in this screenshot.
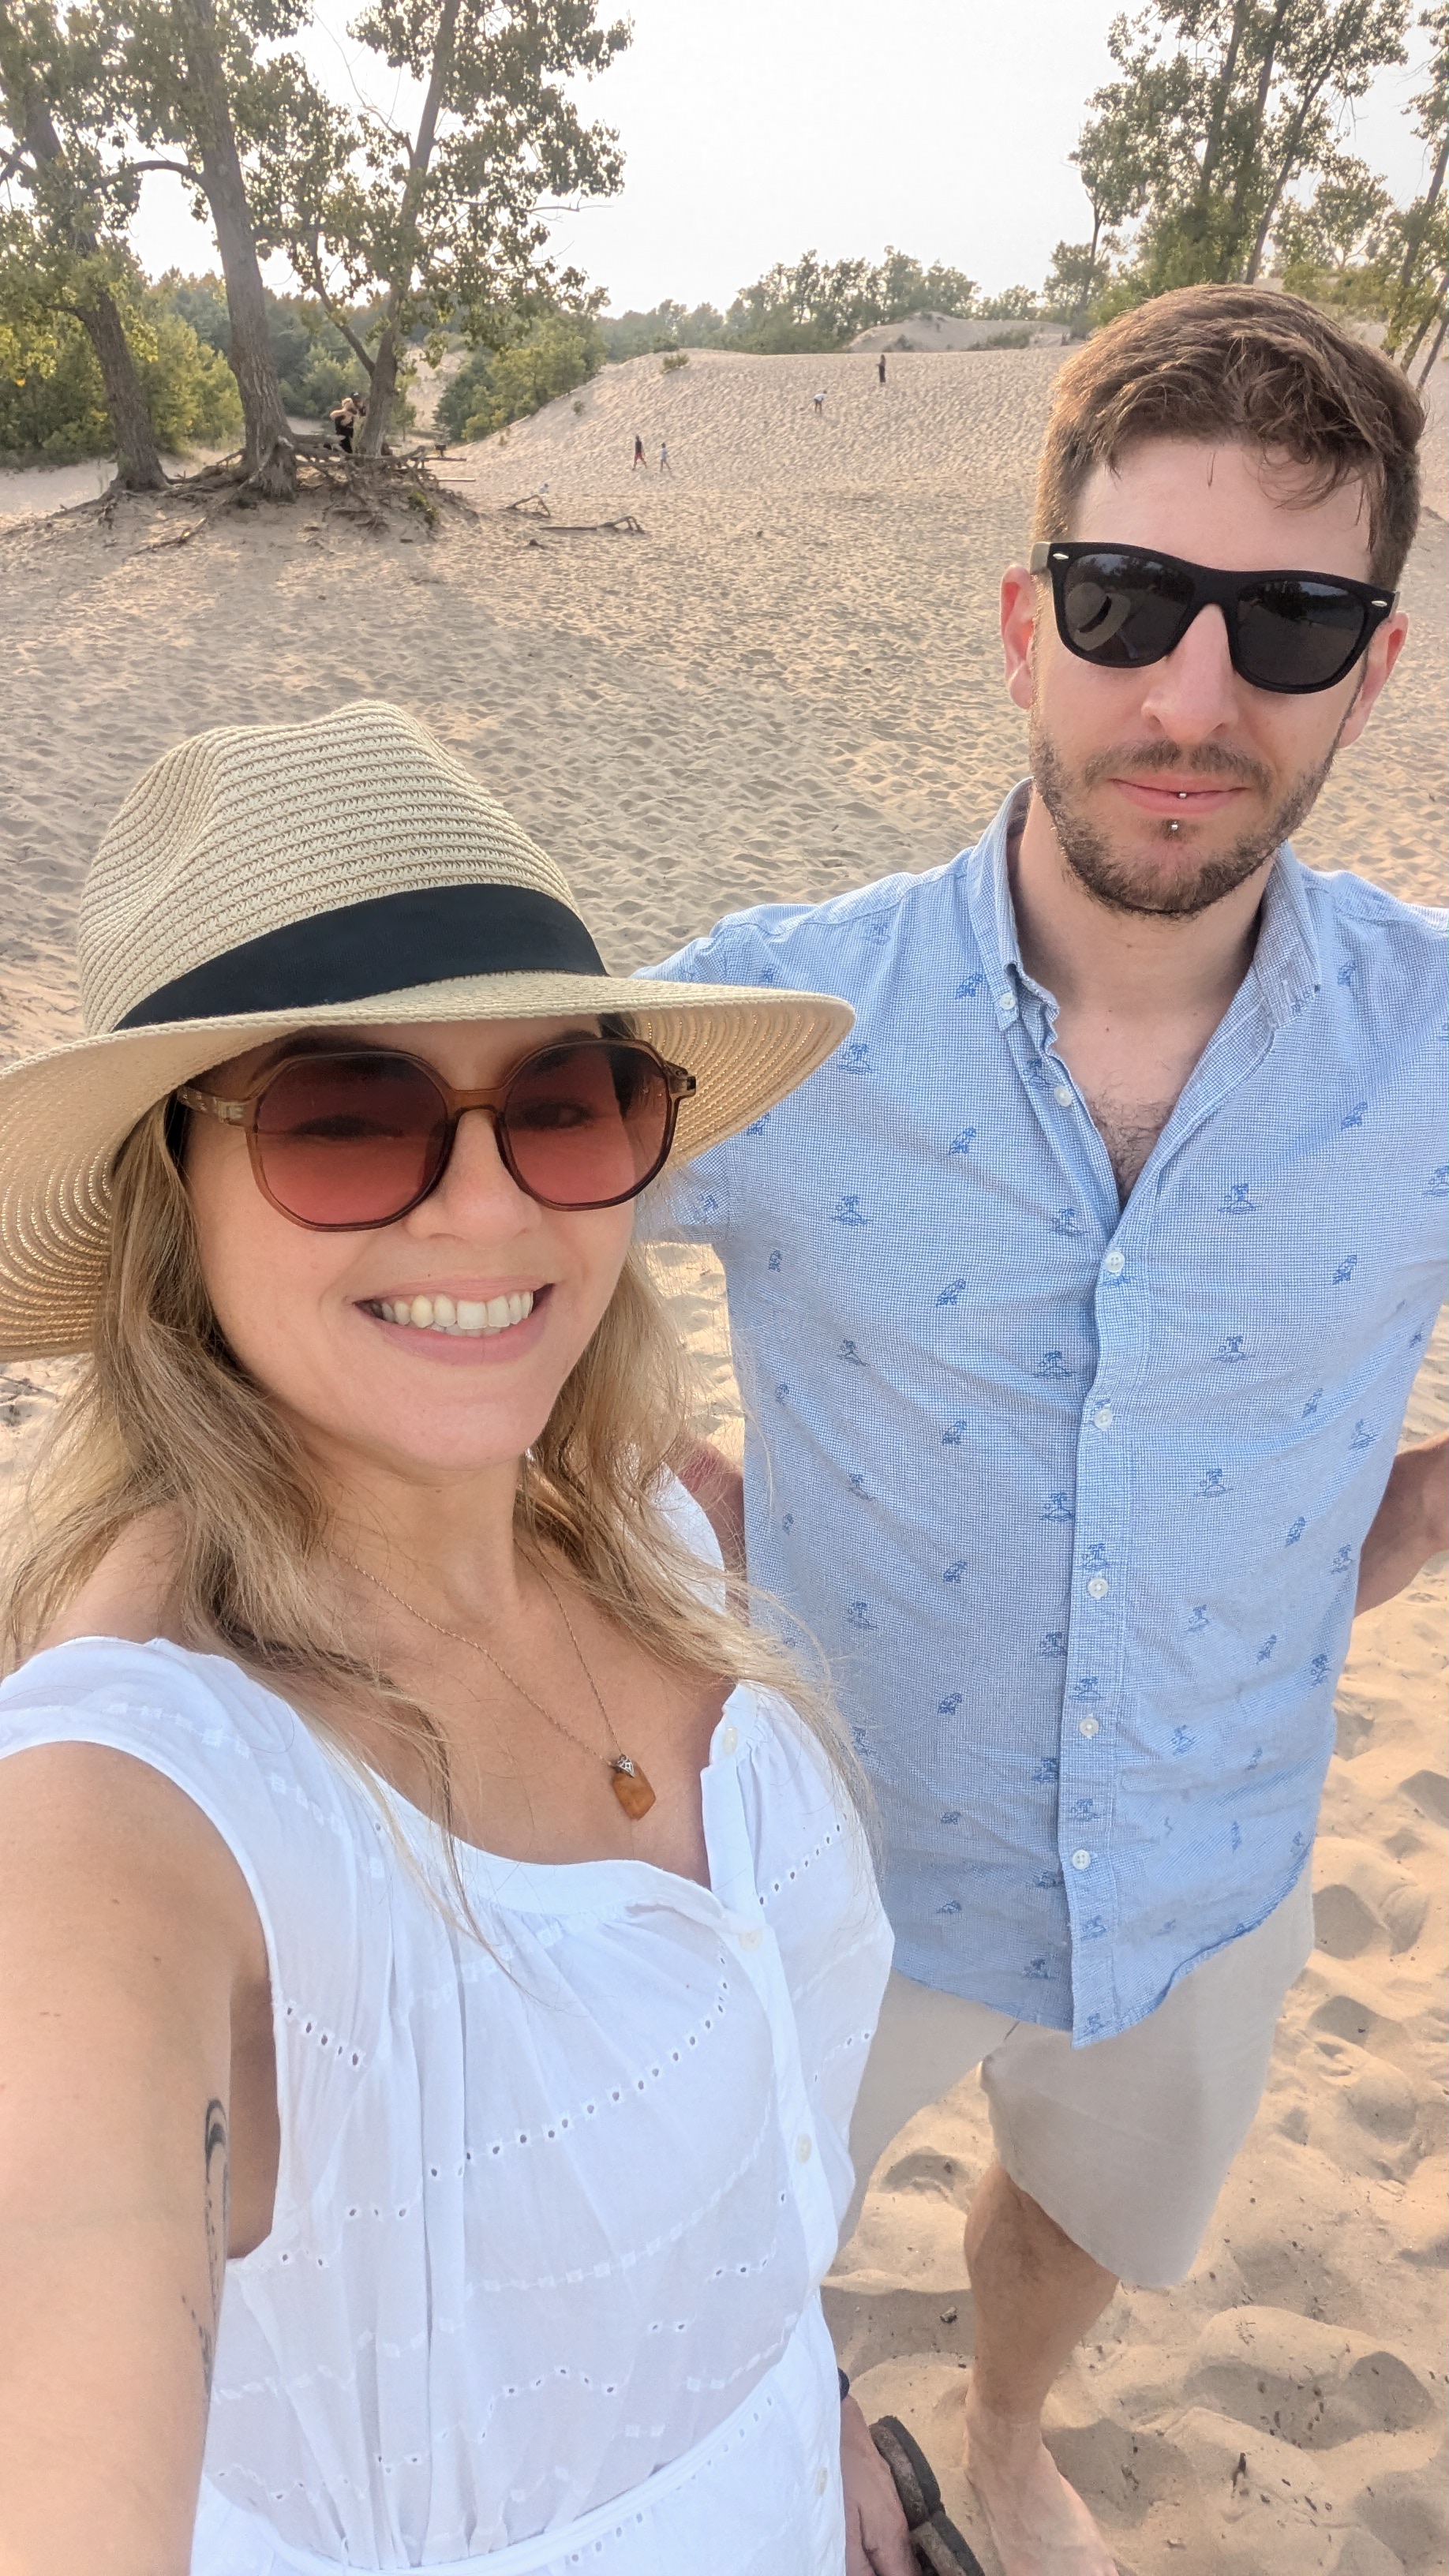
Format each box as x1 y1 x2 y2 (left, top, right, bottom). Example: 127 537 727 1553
963 2163 1119 2576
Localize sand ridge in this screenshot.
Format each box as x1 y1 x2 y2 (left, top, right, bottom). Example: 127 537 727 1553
0 343 1444 2575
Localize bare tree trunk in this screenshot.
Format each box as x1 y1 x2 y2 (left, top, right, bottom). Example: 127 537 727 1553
354 0 459 458
174 0 294 498
1221 0 1293 279
0 21 167 487
1386 132 1447 358
356 319 400 454
76 288 169 488
1415 312 1446 384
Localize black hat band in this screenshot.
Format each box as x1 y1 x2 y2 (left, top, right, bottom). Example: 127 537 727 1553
115 883 608 1030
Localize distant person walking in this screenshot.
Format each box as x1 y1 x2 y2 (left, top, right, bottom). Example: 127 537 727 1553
877 353 887 386
812 387 826 416
632 434 646 469
658 439 672 474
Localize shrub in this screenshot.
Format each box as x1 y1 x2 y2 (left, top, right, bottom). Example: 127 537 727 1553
661 349 689 372
0 287 242 463
437 313 605 443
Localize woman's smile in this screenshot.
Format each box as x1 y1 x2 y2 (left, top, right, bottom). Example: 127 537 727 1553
358 1280 553 1364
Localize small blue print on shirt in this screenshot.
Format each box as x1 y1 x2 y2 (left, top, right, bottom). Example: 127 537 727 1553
1256 1635 1278 1663
1341 1101 1367 1129
942 1418 969 1445
1217 1335 1246 1361
1425 1164 1449 1197
832 1195 870 1226
1286 1516 1306 1544
845 1601 877 1631
937 1278 969 1307
766 1249 782 1272
1332 1253 1359 1283
1050 1208 1084 1237
1197 1468 1231 1497
938 1695 962 1715
955 972 987 998
837 1043 873 1074
1348 1421 1377 1451
1042 1492 1074 1522
839 1339 867 1366
1220 1183 1257 1214
949 1128 978 1156
1187 1605 1210 1633
1035 1350 1070 1379
943 1559 968 1582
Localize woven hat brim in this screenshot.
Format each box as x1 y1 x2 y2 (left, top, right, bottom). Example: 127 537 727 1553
0 973 852 1361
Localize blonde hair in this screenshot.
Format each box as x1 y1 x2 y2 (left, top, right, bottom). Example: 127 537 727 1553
2 1099 856 1914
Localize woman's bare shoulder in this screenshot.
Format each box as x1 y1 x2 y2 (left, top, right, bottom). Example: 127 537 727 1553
34 1508 187 1652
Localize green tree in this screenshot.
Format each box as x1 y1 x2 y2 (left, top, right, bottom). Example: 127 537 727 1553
723 246 979 350
597 298 725 358
1274 149 1395 301
1073 2 1410 298
252 0 627 457
1382 4 1447 370
436 302 600 436
0 0 167 485
86 0 307 494
0 272 240 458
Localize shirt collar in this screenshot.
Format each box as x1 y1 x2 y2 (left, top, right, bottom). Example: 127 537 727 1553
961 781 1323 1034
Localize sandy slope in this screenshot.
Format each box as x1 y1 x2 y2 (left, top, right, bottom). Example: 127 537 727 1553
0 344 1444 2574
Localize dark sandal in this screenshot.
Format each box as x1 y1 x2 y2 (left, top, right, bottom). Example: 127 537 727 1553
869 2416 987 2576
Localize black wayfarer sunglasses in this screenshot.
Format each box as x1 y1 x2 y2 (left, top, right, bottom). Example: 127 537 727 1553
1029 541 1396 696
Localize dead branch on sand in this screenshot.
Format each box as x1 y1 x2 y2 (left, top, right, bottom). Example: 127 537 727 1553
499 492 552 516
528 514 646 537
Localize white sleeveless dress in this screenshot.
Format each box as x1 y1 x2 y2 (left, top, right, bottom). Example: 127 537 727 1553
0 1490 892 2573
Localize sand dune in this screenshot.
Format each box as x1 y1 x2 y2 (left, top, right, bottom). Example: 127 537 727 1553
0 343 1444 2575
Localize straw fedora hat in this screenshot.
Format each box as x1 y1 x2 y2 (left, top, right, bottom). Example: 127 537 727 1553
0 700 852 1361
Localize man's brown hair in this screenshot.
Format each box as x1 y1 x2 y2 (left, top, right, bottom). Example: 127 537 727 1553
1035 286 1423 588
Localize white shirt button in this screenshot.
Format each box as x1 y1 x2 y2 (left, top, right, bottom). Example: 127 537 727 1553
1053 1084 1073 1106
738 1926 763 1951
815 2466 829 2497
1087 1576 1109 1600
720 1723 739 1756
795 2133 813 2163
1071 1848 1092 1870
1092 1403 1114 1429
998 991 1014 1011
1103 1249 1125 1276
1079 1716 1100 1738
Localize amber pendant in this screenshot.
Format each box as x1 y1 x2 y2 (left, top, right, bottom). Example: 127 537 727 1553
610 1754 657 1819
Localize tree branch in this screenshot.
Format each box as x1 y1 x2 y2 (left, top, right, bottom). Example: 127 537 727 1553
125 156 206 185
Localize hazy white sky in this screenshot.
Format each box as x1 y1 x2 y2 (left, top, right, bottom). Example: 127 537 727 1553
129 0 1440 313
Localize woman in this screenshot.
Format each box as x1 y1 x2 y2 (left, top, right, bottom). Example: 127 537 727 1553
0 703 909 2573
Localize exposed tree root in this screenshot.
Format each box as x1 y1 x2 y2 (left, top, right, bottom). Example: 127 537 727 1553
3 447 475 548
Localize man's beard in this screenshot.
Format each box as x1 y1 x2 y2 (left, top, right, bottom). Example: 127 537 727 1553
1028 720 1339 921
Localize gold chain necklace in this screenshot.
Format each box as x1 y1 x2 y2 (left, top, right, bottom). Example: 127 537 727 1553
347 1557 657 1819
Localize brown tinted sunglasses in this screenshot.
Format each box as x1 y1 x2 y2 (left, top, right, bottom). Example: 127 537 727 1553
178 1037 696 1229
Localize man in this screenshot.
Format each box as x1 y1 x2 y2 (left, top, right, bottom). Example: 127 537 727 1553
644 288 1446 2576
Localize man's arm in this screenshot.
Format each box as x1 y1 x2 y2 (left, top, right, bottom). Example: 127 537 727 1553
1355 1437 1448 1616
670 1436 746 1574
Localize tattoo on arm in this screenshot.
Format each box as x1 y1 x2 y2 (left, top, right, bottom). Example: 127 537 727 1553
184 2097 230 2405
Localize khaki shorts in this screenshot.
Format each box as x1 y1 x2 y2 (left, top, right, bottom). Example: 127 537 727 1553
844 1873 1315 2287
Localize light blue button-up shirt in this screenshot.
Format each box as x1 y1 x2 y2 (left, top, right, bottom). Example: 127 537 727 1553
643 788 1446 2042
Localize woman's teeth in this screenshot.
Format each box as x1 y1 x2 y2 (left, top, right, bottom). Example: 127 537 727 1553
376 1290 535 1337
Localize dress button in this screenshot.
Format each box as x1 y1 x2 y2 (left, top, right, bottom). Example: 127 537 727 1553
1092 1403 1114 1429
997 991 1014 1011
720 1724 739 1756
795 2133 814 2163
739 1926 763 1951
1053 1084 1073 1106
1071 1848 1092 1870
1103 1249 1125 1276
1087 1576 1109 1600
1079 1716 1100 1738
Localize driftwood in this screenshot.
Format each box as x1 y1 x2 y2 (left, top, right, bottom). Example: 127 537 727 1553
499 491 552 517
530 513 646 537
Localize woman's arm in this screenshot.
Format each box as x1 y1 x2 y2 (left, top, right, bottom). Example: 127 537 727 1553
0 1741 268 2576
